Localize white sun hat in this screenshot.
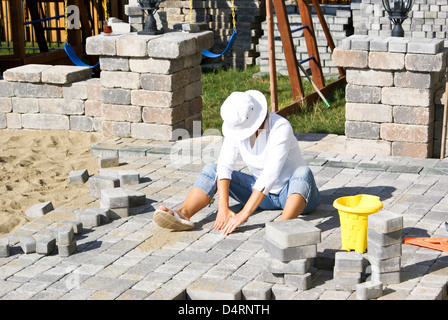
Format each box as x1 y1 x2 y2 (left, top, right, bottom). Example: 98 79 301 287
220 90 268 140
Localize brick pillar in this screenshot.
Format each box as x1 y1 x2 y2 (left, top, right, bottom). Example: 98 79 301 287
86 30 213 140
333 35 448 158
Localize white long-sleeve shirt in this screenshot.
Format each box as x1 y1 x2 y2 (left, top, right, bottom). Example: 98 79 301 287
217 111 307 195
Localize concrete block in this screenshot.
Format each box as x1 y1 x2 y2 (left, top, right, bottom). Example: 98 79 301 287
368 255 401 273
101 88 131 105
101 188 130 208
367 241 402 260
0 97 12 113
345 103 392 123
101 205 129 219
123 189 146 207
41 65 91 84
118 170 140 185
332 48 368 68
20 236 36 254
70 116 94 132
0 80 14 97
346 84 381 104
284 273 312 290
86 35 117 56
257 270 285 284
147 33 197 59
335 251 363 272
333 269 362 291
3 64 52 83
380 123 431 144
58 241 77 257
69 169 89 184
356 281 383 300
60 220 83 234
101 103 142 122
407 39 444 54
63 81 88 100
56 225 75 245
347 69 394 87
187 277 244 300
39 98 84 115
111 22 131 34
89 175 120 198
405 52 446 72
100 71 141 90
367 229 402 247
371 270 401 285
0 238 10 257
265 219 321 248
368 51 404 70
394 71 436 89
36 236 56 255
76 208 102 228
265 257 312 274
345 121 380 140
25 201 54 218
99 57 130 72
382 87 432 107
262 236 317 262
242 281 272 300
116 33 152 57
13 82 62 98
368 211 403 233
182 23 200 33
21 114 69 130
12 97 38 113
99 156 119 168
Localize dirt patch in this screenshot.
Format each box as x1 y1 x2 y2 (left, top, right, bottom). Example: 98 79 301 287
0 129 105 237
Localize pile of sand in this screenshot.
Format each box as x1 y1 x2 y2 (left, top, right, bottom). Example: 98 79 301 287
0 129 105 237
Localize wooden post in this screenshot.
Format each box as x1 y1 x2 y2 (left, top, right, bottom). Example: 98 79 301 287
9 0 26 63
272 0 304 101
297 0 325 89
441 82 448 159
266 0 278 112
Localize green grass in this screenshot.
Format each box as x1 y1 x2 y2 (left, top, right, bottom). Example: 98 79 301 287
201 66 346 135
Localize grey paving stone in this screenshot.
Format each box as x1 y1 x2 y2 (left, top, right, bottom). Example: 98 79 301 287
262 236 317 262
186 277 245 300
25 201 54 218
265 219 321 247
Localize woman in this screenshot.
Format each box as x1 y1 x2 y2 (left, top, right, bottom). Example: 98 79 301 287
153 90 320 235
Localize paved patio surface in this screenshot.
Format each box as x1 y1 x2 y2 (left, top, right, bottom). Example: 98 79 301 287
0 133 447 301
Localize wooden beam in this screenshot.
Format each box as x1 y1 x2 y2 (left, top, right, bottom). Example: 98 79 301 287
272 0 304 101
276 76 346 118
297 0 325 89
266 0 278 112
9 0 26 62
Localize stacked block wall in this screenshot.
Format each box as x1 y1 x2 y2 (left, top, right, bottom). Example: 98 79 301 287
0 31 213 141
333 35 448 158
352 0 448 46
256 4 353 77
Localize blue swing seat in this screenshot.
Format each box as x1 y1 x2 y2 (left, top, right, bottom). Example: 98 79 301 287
202 30 237 58
64 42 99 68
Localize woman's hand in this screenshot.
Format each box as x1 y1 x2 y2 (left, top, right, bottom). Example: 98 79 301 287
213 206 235 230
221 212 248 236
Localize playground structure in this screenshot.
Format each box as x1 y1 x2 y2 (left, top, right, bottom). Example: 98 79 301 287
0 0 127 73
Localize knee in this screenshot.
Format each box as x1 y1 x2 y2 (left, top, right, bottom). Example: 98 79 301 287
291 166 313 181
201 163 218 179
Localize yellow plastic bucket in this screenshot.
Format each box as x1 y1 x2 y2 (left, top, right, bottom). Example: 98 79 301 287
333 194 383 253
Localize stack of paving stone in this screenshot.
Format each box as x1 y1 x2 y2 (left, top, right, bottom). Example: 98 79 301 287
333 251 363 291
367 210 403 285
261 219 321 290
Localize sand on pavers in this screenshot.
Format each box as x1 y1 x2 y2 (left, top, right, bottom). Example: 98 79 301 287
0 130 105 237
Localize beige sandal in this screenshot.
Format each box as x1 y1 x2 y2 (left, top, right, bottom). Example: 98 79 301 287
153 209 194 231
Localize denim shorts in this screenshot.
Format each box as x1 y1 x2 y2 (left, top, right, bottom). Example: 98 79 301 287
192 163 320 214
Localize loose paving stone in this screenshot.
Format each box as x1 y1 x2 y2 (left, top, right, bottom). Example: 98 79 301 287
356 281 383 300
68 169 89 184
99 156 119 168
262 236 317 262
0 238 10 257
186 277 245 300
20 236 36 254
242 281 272 300
25 201 54 218
89 176 120 198
76 209 102 228
36 237 56 255
265 219 321 247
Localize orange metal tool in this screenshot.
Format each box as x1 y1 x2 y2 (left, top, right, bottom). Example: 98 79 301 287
404 237 448 253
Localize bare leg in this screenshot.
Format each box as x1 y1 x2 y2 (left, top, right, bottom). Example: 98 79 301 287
278 193 306 220
159 186 210 221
